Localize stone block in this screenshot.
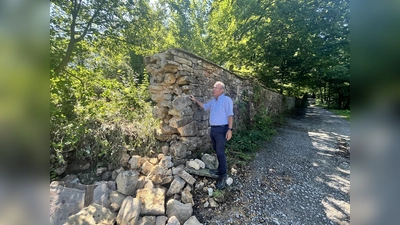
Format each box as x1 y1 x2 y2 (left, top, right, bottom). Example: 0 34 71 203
116 197 141 225
151 92 172 102
183 216 203 225
156 216 168 225
177 76 195 85
169 116 193 128
50 183 85 225
141 161 154 176
129 155 141 170
136 188 166 216
170 142 188 159
109 191 126 211
153 106 168 119
164 73 176 84
172 96 192 111
178 64 194 73
201 154 218 170
166 176 186 197
166 199 193 224
162 123 179 135
177 170 196 186
138 216 156 225
115 170 139 196
177 122 197 137
63 203 115 225
147 165 165 184
174 56 193 66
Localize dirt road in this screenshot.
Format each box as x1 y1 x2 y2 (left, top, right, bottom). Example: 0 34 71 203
193 105 350 225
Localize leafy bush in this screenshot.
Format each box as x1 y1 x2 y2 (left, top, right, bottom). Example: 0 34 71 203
226 111 278 165
50 68 160 180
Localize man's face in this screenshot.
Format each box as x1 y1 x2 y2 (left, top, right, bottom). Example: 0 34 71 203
213 83 224 98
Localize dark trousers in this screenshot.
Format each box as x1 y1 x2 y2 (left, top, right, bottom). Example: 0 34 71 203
210 125 228 176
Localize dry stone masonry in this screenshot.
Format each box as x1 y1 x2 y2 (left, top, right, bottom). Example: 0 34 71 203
50 154 223 225
144 48 296 159
50 49 298 225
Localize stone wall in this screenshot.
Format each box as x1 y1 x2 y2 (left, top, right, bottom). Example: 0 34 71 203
144 48 295 163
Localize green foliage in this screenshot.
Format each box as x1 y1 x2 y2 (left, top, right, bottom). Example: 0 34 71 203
227 109 278 164
49 0 350 180
50 65 161 177
212 189 225 198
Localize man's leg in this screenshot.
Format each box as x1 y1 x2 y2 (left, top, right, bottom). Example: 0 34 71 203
213 126 228 189
213 126 227 176
210 129 220 174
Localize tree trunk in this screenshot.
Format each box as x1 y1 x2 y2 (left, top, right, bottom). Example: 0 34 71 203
319 87 324 104
54 38 76 75
327 82 331 109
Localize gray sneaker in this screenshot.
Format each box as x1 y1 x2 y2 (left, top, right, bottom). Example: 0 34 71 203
216 174 227 190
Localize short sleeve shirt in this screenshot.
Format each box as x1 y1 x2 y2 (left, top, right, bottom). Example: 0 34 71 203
203 94 234 125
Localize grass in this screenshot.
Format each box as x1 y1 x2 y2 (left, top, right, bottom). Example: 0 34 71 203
328 109 350 121
315 103 350 121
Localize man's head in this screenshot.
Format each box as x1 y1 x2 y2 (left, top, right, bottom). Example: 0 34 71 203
213 81 225 98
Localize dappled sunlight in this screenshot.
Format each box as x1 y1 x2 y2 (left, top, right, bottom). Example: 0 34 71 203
317 152 334 157
326 174 350 194
336 165 350 175
314 170 350 195
322 196 350 225
309 131 337 153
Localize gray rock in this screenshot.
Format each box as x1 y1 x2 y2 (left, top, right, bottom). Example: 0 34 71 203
177 122 197 137
102 171 113 181
129 155 142 170
166 199 193 224
137 188 166 216
187 160 200 170
115 170 139 196
141 161 154 176
63 203 115 225
147 165 165 184
166 216 181 225
138 216 156 225
50 182 85 225
184 167 218 179
170 143 188 159
108 191 126 211
116 196 141 225
201 154 218 170
183 216 203 225
181 189 194 205
156 216 168 225
92 182 111 208
177 170 196 186
167 176 186 197
172 96 192 111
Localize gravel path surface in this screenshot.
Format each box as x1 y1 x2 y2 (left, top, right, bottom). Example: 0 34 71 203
193 105 350 225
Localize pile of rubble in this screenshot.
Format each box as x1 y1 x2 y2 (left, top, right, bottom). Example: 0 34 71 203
50 153 232 225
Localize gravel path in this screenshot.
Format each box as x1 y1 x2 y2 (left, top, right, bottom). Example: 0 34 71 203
193 105 350 225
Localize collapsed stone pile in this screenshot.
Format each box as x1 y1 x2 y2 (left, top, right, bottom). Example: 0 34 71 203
50 153 232 225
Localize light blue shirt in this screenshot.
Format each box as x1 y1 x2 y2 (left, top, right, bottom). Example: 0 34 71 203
203 94 234 126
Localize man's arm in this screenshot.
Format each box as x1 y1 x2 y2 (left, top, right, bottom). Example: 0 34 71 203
226 115 233 140
189 95 204 108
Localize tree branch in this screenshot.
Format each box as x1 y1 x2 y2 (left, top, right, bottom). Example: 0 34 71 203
54 0 107 75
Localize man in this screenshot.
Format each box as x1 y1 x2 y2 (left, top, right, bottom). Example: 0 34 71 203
189 81 234 189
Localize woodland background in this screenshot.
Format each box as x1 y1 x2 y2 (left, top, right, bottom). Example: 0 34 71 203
50 0 350 179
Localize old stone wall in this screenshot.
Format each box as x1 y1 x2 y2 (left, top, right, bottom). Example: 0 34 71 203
144 48 295 163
